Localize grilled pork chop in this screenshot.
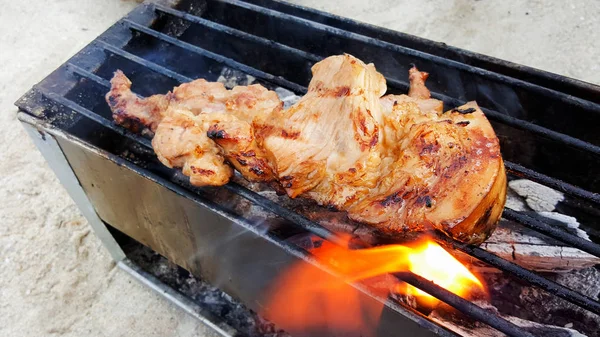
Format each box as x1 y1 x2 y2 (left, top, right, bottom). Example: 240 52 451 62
106 54 506 244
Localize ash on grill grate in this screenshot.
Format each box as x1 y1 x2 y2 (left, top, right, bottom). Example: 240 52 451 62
127 242 290 337
217 67 257 88
216 66 301 107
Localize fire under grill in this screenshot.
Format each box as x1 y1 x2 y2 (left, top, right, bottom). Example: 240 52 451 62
16 0 600 336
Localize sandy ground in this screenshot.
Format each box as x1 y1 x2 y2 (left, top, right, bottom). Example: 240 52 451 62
0 1 598 336
287 0 600 84
0 1 219 336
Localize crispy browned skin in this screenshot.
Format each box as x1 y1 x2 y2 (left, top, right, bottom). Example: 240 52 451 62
106 54 506 244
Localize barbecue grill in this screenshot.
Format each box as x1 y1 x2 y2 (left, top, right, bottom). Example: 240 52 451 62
16 0 600 336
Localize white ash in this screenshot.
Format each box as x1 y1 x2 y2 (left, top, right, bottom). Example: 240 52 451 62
538 211 590 241
506 179 592 242
217 67 257 88
509 179 564 212
505 187 528 212
218 66 302 108
275 88 302 108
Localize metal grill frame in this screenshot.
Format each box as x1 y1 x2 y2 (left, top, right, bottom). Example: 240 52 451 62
16 1 600 336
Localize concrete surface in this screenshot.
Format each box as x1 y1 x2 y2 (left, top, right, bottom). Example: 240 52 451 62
0 1 597 337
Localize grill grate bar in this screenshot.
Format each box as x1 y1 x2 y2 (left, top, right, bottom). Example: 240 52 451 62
37 89 112 128
504 161 600 204
478 110 600 157
149 1 600 157
122 19 308 93
96 40 193 83
395 272 535 337
444 236 600 315
152 3 322 63
36 86 153 149
223 182 347 245
220 0 600 116
66 63 111 88
503 209 600 257
150 3 600 157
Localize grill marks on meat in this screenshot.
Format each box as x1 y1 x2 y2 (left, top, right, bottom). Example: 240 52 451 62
152 111 233 186
105 71 281 185
262 56 386 198
106 54 506 244
350 97 506 243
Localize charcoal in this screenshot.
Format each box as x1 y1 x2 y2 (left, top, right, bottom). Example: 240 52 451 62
128 243 291 337
482 268 600 336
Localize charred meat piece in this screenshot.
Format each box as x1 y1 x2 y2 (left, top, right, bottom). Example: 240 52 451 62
106 54 506 244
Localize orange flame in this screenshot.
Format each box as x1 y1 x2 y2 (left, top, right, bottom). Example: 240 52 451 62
263 236 484 336
403 241 483 307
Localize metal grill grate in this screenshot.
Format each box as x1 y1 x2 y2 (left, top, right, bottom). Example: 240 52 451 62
16 1 600 336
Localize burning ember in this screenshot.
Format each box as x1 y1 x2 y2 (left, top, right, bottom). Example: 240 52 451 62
264 236 484 336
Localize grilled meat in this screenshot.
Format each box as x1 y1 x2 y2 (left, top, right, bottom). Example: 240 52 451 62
106 54 506 244
107 71 169 132
107 70 281 185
